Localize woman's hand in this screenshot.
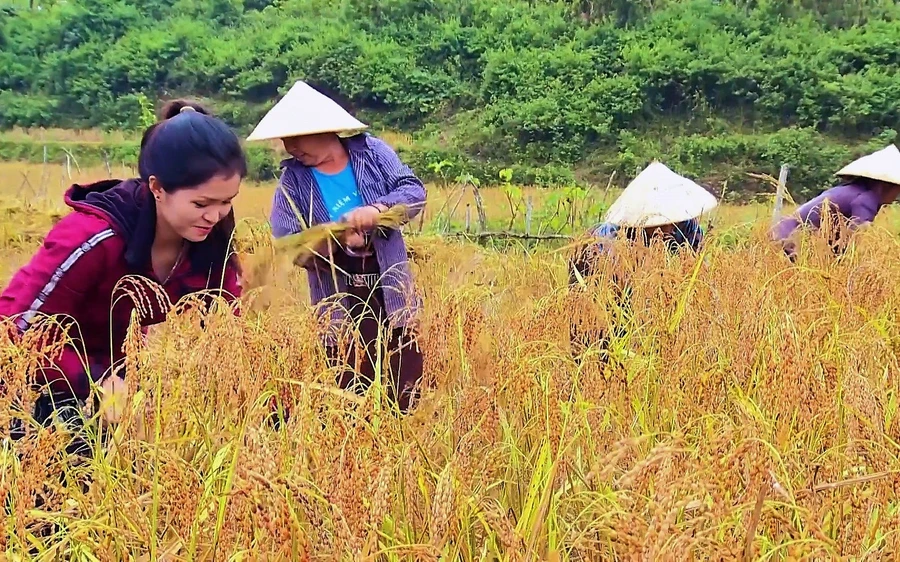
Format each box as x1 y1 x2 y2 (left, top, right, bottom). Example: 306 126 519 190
99 372 128 424
342 229 366 249
342 204 387 232
294 235 336 268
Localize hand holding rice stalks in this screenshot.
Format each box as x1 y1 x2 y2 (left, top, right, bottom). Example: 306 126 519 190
274 204 412 267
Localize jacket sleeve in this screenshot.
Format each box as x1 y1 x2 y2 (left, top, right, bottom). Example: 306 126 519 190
569 223 618 282
214 258 243 317
270 172 306 239
369 137 427 222
683 219 705 251
848 192 881 229
270 172 340 272
223 260 242 300
0 215 114 396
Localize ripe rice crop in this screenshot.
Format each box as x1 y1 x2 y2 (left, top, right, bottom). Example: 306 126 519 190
3 206 900 559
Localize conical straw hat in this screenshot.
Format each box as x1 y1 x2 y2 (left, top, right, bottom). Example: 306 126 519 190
603 161 718 228
246 81 368 141
835 144 900 185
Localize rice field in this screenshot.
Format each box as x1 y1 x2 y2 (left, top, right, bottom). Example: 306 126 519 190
4 160 900 559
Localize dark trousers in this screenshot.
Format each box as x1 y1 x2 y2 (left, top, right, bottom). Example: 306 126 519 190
327 285 424 413
5 391 97 542
265 251 424 428
9 391 96 458
569 317 628 364
567 262 632 364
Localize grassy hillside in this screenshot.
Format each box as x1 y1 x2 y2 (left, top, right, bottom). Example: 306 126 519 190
1 0 899 196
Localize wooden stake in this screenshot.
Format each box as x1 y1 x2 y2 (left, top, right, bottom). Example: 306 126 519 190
40 144 49 198
525 196 533 236
771 164 790 226
417 205 426 234
444 185 468 234
472 182 487 231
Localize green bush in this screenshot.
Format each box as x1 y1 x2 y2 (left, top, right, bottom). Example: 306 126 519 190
0 92 60 129
2 0 900 200
244 145 280 183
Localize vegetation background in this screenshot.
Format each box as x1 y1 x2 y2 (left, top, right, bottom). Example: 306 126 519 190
4 1 900 560
1 0 899 197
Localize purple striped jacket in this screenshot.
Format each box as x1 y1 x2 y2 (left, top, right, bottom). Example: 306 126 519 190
270 134 426 333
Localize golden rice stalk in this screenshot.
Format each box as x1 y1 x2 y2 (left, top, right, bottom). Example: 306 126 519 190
273 205 411 266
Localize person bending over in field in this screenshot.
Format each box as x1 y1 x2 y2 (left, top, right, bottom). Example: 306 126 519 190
0 100 245 449
247 81 426 414
772 144 900 260
568 161 717 363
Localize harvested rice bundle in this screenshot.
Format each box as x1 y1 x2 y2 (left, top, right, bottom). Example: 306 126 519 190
273 204 411 266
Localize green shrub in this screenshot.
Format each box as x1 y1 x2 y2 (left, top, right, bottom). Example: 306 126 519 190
2 0 900 200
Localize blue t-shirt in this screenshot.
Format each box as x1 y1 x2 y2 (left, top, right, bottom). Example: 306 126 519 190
312 163 365 221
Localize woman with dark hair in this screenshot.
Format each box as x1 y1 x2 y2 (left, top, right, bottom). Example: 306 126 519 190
772 145 900 259
246 81 426 414
1 100 246 438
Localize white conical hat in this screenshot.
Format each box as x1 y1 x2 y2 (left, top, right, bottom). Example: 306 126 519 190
603 161 718 228
246 81 368 141
835 144 900 185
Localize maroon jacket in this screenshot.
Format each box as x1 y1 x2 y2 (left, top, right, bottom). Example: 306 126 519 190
0 178 242 399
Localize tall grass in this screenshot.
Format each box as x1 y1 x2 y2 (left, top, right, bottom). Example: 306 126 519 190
3 211 900 559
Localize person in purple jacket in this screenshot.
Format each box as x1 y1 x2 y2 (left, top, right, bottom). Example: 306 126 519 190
772 145 900 259
247 81 426 414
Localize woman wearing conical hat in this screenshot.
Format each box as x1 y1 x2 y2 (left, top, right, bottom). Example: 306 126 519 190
772 145 900 259
247 81 426 414
570 161 716 280
568 162 717 362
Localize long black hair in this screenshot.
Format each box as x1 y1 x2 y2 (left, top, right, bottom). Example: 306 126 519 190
138 100 247 281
